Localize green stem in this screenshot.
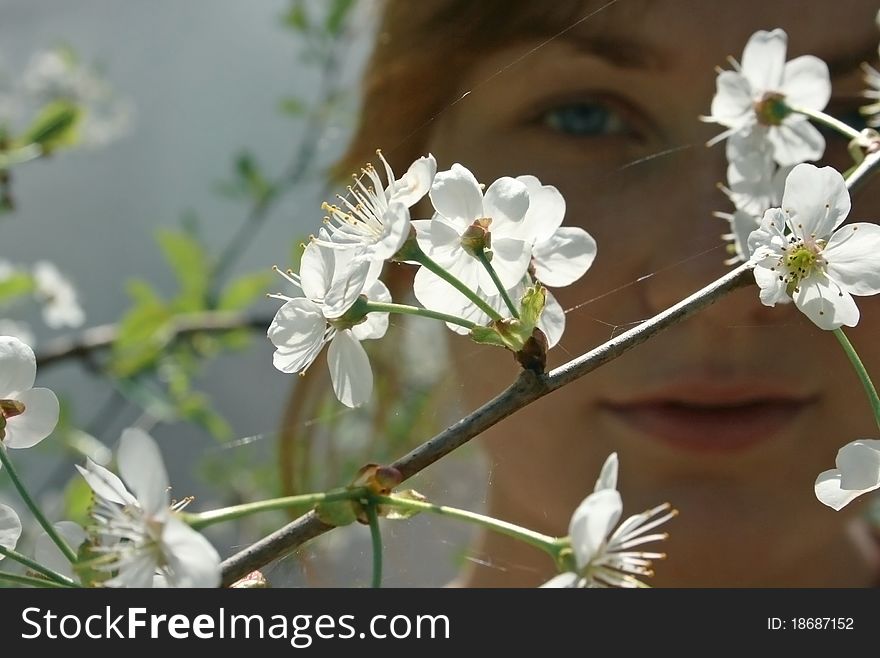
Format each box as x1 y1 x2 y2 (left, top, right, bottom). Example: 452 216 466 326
833 328 880 431
0 544 77 586
790 105 862 141
0 144 42 169
184 488 363 530
411 249 504 322
0 571 74 588
373 494 562 557
0 449 76 564
476 251 519 318
366 504 382 589
363 301 477 330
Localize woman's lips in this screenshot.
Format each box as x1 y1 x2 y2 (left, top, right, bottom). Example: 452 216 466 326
599 385 817 453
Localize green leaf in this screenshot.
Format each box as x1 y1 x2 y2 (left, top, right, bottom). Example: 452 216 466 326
156 228 210 311
278 97 306 117
0 271 34 303
325 0 355 35
217 271 272 311
62 476 93 528
282 1 309 31
111 283 172 376
18 100 81 151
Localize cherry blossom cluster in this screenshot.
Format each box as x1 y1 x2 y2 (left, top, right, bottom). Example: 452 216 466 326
705 28 880 511
268 152 597 407
0 335 221 588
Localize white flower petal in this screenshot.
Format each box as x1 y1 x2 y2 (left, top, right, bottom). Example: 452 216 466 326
482 176 529 233
4 387 59 449
430 164 483 229
413 267 479 335
389 154 436 207
568 489 622 569
594 453 619 493
0 503 22 557
516 175 566 243
538 290 566 348
836 439 880 490
268 298 327 373
781 55 831 111
793 275 859 329
108 553 157 588
299 240 335 301
0 336 36 397
352 280 391 341
781 164 849 237
540 572 580 588
477 237 530 293
76 459 138 506
372 202 411 261
323 258 370 319
160 516 221 588
753 261 789 306
327 330 373 408
532 227 597 288
35 521 86 579
824 223 880 295
814 469 877 511
423 216 466 262
769 120 826 167
741 29 787 91
117 428 170 517
708 71 754 127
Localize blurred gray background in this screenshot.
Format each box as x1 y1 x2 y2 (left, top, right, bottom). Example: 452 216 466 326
0 0 487 587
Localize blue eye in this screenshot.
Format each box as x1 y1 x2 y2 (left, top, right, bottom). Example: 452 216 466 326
541 102 627 137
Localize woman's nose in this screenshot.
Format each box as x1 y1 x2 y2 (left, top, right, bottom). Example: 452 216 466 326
634 146 790 326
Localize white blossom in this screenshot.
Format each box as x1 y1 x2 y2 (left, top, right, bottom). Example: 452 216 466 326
317 152 436 264
541 453 675 588
0 335 60 459
416 164 532 296
702 29 830 166
815 439 880 510
269 236 389 408
748 164 880 330
33 261 85 329
77 428 221 588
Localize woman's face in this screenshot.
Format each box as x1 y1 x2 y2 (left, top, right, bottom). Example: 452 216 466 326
423 0 880 583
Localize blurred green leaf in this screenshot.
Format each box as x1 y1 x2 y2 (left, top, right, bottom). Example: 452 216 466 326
0 271 34 303
156 228 210 311
111 280 172 376
282 1 309 31
325 0 355 35
217 271 271 311
278 97 307 117
18 100 81 152
62 476 93 528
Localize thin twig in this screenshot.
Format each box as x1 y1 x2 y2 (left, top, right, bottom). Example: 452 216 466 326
35 312 272 369
220 262 753 584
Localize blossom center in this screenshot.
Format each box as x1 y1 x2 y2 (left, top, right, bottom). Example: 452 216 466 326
461 218 492 258
780 240 825 295
753 91 791 126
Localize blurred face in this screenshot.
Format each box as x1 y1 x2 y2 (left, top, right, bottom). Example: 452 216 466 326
423 0 880 585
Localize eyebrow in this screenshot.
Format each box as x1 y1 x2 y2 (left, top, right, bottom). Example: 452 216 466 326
566 32 669 70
